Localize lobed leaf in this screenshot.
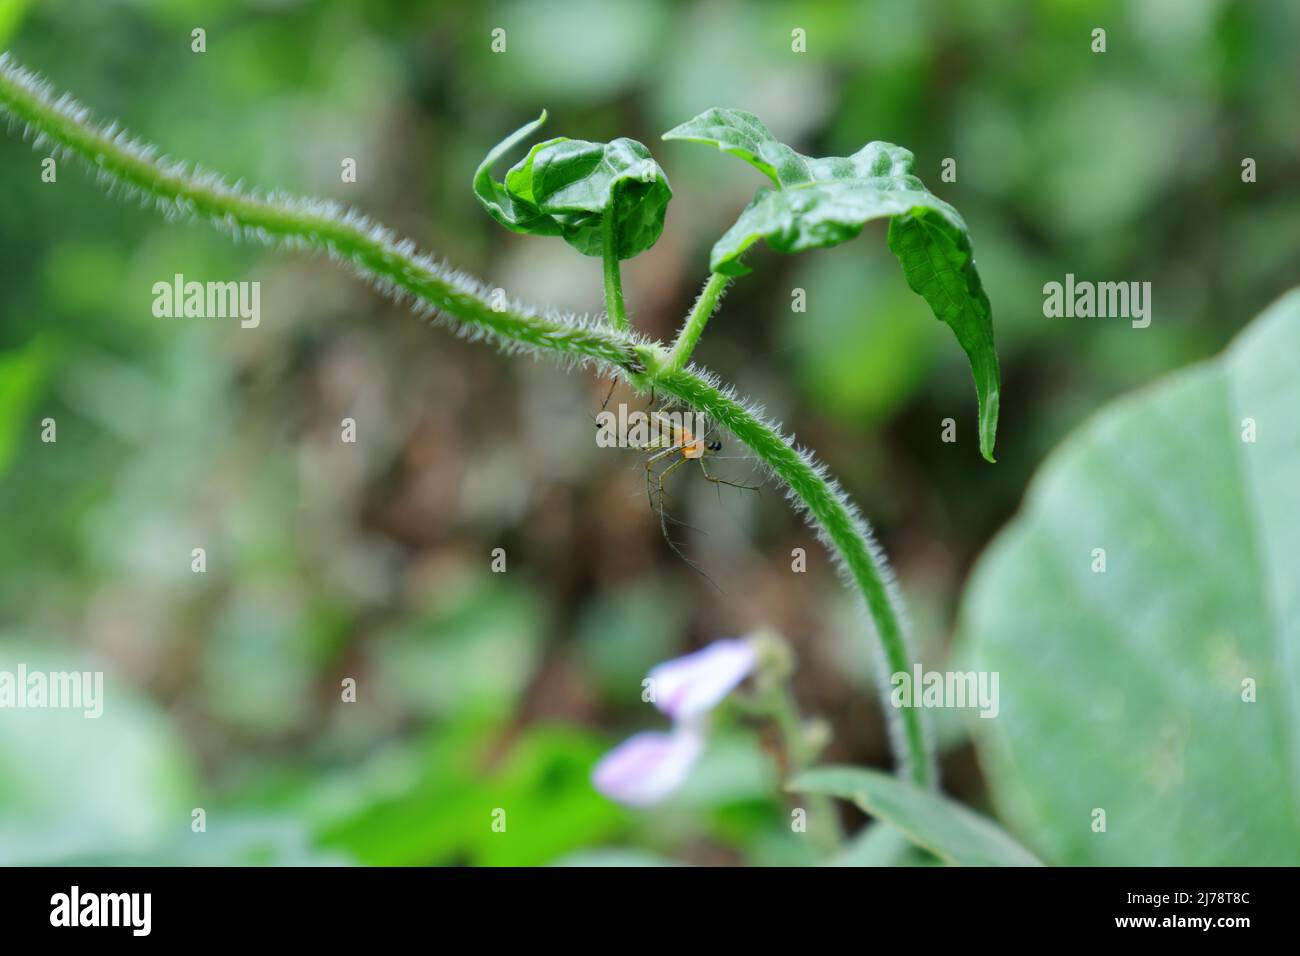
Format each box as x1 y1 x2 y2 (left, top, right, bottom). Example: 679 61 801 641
664 108 1000 461
474 112 671 259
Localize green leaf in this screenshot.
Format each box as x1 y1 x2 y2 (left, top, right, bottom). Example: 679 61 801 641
474 112 672 259
664 107 1000 461
0 0 34 49
659 106 810 186
792 765 1043 867
960 289 1300 865
0 337 50 477
823 821 935 867
316 721 623 866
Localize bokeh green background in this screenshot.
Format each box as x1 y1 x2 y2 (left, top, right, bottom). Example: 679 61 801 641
1 0 1297 865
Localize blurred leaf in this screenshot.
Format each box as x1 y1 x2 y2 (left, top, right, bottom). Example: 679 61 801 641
664 108 999 460
317 721 623 866
0 337 49 477
667 730 777 810
792 765 1042 866
824 820 935 867
476 726 625 866
475 112 671 259
0 0 32 48
313 721 487 866
743 827 823 867
375 575 544 719
0 642 193 864
961 289 1300 865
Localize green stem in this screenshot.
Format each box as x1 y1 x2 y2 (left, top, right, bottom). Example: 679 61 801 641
0 53 934 790
668 272 729 372
0 55 641 374
655 366 932 787
766 684 844 852
601 215 628 331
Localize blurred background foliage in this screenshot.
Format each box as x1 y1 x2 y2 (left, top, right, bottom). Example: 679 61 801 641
0 0 1297 865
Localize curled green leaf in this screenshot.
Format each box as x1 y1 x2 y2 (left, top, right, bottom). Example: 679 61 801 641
661 106 809 186
664 108 1000 462
474 112 672 259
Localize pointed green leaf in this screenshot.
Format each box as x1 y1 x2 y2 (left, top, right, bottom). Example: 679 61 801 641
792 765 1043 867
664 108 1000 461
474 113 671 260
473 111 561 240
888 211 999 462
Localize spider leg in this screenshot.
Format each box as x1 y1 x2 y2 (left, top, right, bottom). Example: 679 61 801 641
698 458 762 494
592 378 622 432
651 456 721 592
643 444 685 512
653 455 687 516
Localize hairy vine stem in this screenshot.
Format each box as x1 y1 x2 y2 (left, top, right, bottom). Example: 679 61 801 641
669 271 729 372
0 52 935 788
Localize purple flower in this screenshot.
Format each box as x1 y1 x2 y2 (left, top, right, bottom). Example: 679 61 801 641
648 638 757 720
592 637 758 807
590 727 705 807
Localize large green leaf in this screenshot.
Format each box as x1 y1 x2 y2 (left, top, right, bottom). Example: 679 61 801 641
474 112 672 259
792 766 1043 866
961 290 1300 865
663 108 999 461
